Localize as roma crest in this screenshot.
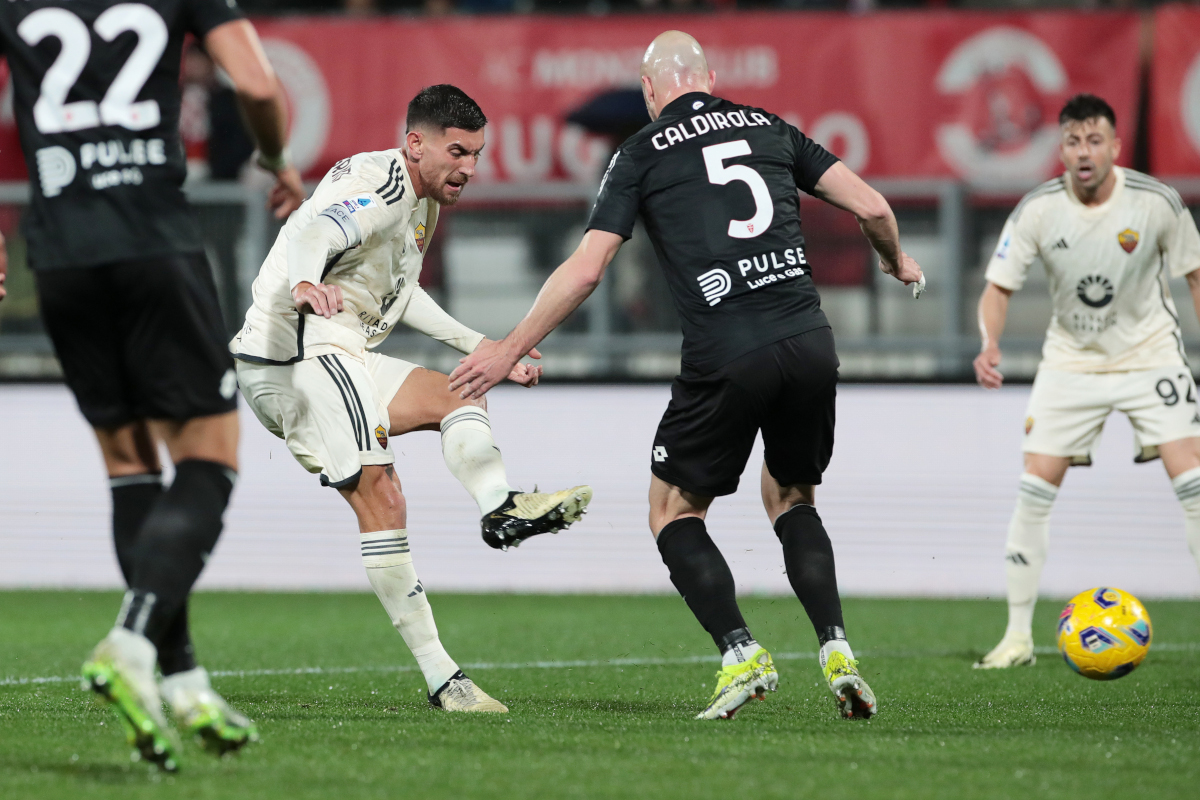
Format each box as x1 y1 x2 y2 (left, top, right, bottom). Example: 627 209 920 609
414 223 426 253
375 425 388 449
1117 228 1139 254
1025 416 1035 435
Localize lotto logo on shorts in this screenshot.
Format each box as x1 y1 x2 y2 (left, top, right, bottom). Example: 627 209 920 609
652 446 668 462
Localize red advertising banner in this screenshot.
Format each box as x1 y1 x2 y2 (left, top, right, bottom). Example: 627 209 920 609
1151 4 1200 176
0 11 1142 190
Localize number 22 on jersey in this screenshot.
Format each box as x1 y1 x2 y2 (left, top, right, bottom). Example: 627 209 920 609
18 3 167 134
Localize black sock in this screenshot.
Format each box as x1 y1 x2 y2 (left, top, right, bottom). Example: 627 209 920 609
111 476 197 674
119 460 235 646
110 476 164 583
656 517 749 650
775 504 845 640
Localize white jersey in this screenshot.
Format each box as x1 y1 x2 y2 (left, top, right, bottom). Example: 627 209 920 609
232 149 481 364
985 167 1200 373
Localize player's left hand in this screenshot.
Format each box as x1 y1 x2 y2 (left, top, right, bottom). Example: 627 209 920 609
506 362 543 388
267 166 306 220
451 339 541 399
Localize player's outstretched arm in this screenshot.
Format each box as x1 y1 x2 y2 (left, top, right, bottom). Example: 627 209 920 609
205 20 305 219
812 162 924 292
449 230 624 399
974 282 1012 390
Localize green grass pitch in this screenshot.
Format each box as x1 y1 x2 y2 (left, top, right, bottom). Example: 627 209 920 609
1 591 1197 799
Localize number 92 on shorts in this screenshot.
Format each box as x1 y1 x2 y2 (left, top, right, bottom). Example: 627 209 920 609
1022 366 1200 465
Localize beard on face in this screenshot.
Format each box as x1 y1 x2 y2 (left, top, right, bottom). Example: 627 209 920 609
426 168 470 206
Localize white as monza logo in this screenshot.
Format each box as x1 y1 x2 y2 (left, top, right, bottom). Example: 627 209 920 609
935 27 1066 190
1181 51 1200 158
697 268 732 306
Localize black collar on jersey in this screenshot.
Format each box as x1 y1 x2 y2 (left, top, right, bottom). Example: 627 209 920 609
659 92 716 120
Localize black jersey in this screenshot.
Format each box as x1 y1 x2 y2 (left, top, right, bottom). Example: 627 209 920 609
587 92 838 376
0 0 243 270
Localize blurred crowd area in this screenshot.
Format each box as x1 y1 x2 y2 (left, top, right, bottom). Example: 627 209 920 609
240 0 1166 17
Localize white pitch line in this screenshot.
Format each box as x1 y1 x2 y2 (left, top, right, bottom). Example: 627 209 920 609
2 643 1196 689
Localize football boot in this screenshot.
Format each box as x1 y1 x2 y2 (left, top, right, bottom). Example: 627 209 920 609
823 651 878 719
81 628 182 772
428 671 508 713
481 486 593 550
696 648 778 720
161 667 259 756
973 632 1036 669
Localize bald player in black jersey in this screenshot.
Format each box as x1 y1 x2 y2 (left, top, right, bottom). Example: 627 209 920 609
452 31 924 721
0 0 304 769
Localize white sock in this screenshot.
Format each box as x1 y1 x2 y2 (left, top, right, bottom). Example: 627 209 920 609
440 407 514 515
360 530 459 693
721 638 762 667
1004 474 1058 639
1171 467 1200 575
819 638 854 670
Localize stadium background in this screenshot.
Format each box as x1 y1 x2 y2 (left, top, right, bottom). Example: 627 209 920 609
2 4 1200 599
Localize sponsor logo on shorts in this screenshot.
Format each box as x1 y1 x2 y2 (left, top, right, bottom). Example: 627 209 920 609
1024 416 1034 434
1076 274 1114 308
652 445 668 462
375 425 388 449
415 222 426 253
1117 228 1139 254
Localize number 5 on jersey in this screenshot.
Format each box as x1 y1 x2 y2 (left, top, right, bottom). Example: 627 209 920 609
703 140 772 239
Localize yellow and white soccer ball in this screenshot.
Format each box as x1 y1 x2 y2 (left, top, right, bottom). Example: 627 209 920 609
1056 587 1152 681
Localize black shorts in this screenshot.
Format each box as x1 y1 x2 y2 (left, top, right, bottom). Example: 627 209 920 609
651 327 838 497
36 254 237 429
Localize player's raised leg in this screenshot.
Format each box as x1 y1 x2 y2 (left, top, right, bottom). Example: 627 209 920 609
339 464 506 712
974 454 1069 669
650 477 777 721
381 363 591 551
1158 437 1200 575
760 466 874 718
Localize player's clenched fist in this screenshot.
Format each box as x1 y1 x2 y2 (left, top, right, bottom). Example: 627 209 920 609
507 362 543 388
292 280 344 319
974 347 1004 390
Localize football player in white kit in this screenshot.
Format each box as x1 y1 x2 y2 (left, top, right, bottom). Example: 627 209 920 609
232 85 592 709
973 94 1200 668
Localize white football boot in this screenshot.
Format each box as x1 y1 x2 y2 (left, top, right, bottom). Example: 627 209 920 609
428 671 508 713
973 632 1036 669
81 628 182 771
481 486 593 551
160 666 259 755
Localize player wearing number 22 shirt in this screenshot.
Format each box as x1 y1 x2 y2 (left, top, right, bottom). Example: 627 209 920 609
0 0 306 771
451 31 925 722
973 95 1200 671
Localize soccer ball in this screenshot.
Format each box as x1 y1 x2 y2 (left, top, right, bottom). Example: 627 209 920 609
1056 587 1152 680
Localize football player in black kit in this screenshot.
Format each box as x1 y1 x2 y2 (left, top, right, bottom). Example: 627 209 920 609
0 0 304 768
451 31 924 721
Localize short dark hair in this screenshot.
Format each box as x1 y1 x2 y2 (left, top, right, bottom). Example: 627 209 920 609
1059 94 1116 129
406 85 487 133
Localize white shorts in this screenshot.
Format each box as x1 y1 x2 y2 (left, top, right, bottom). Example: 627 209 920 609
236 351 420 487
1023 366 1200 465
